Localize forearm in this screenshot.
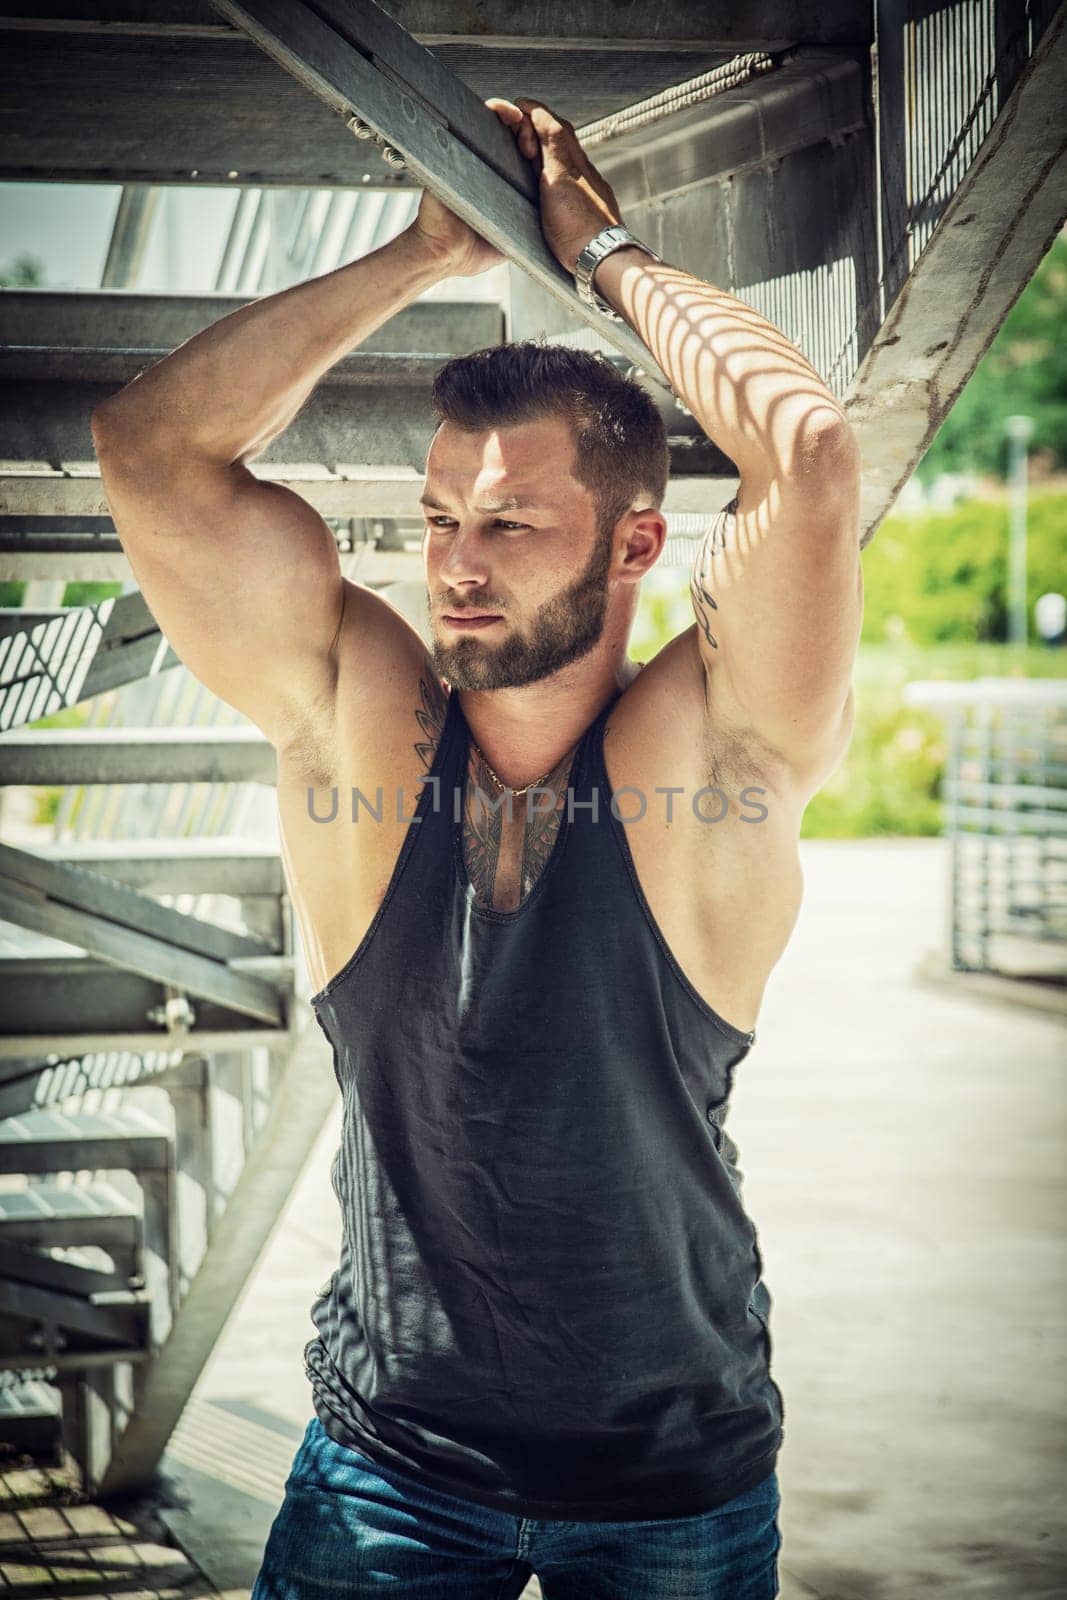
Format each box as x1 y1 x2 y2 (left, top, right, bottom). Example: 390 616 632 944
92 224 449 466
594 247 850 486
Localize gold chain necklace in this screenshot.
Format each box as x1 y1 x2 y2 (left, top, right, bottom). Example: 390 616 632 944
467 733 576 798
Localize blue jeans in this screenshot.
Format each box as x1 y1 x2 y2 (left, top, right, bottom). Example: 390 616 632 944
252 1415 782 1598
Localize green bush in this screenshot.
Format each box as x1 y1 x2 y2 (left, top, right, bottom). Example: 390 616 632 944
802 697 947 837
860 492 1065 646
802 642 1066 838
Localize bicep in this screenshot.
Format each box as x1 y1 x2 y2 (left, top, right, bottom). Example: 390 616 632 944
689 428 863 785
96 442 345 744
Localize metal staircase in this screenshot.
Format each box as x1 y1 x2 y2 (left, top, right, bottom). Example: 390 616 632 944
0 139 450 1498
0 0 1063 1502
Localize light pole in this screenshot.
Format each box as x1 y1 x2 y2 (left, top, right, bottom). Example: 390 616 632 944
1005 414 1033 650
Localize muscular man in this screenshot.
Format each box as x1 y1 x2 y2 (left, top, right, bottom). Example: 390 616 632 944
92 98 862 1600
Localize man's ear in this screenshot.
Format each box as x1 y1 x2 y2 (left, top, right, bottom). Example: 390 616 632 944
618 506 667 581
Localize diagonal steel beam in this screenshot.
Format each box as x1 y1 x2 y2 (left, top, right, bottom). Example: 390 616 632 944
0 843 273 965
0 878 284 1021
0 842 283 1023
846 3 1067 544
209 0 669 379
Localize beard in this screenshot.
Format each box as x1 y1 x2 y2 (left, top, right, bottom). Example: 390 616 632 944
429 522 615 691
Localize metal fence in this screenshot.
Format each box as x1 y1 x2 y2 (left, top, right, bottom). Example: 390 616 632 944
905 678 1067 980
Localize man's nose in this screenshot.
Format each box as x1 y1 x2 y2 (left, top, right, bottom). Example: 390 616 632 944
437 524 490 586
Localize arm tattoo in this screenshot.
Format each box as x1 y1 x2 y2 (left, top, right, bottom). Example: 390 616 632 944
414 669 449 771
689 495 737 652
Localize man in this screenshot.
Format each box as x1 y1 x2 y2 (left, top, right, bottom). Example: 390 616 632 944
92 96 862 1600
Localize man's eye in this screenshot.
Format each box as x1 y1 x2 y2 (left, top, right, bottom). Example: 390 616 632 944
425 515 528 531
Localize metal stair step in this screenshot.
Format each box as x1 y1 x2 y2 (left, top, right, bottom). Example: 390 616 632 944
0 1268 152 1368
0 1105 172 1174
0 1237 142 1299
0 1179 142 1248
0 1377 62 1460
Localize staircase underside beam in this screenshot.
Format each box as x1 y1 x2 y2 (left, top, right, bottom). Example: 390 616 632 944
2 379 731 478
0 958 288 1057
0 3 872 186
0 534 429 585
0 467 730 524
0 841 273 964
208 0 667 377
0 21 407 189
0 2 872 49
0 725 276 786
0 292 504 356
0 1279 148 1356
845 6 1067 538
0 869 284 1025
29 839 284 898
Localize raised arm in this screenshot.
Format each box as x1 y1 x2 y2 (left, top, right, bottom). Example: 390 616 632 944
497 96 863 797
90 192 501 750
595 252 862 796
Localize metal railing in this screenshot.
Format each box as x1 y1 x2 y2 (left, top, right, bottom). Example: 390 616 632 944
904 678 1067 979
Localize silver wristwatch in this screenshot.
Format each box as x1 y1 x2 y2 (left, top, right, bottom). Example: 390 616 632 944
573 225 662 321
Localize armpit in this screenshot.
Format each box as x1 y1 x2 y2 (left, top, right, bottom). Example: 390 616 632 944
698 679 793 799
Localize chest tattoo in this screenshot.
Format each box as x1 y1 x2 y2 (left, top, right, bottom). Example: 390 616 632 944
462 742 578 911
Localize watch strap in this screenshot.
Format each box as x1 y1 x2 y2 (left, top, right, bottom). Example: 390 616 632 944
573 225 661 321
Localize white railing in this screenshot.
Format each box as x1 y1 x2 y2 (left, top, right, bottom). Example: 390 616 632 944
904 678 1067 978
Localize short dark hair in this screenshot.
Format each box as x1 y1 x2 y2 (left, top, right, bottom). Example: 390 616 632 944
430 341 670 534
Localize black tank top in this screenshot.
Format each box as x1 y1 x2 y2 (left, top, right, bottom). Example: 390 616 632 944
303 684 784 1521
